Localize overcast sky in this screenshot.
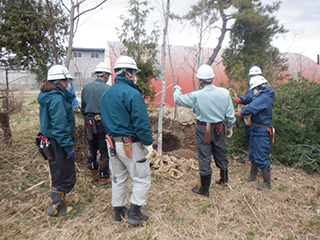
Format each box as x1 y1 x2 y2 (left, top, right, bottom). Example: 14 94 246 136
72 0 320 62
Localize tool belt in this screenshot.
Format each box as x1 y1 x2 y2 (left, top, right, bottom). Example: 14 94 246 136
251 123 275 145
197 121 223 144
112 136 140 158
34 132 54 161
85 116 98 140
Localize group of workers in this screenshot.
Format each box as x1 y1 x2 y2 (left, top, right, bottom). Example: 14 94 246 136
37 55 274 224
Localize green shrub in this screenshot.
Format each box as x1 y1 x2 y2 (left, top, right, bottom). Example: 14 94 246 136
229 76 320 174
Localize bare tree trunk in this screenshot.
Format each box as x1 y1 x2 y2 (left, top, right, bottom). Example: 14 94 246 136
63 0 108 69
0 68 12 146
65 3 75 69
46 0 58 64
0 113 12 145
206 7 228 66
157 0 170 154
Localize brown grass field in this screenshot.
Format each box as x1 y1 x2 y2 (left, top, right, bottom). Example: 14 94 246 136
0 95 319 239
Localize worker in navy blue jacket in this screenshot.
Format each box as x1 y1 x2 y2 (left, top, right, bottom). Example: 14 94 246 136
100 56 154 225
235 76 275 190
239 66 263 144
38 65 79 216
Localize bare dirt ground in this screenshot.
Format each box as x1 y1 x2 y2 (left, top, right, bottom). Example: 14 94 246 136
0 100 319 239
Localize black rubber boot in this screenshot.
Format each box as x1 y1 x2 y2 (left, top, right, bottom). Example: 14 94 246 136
241 162 258 182
257 167 271 190
127 204 149 225
114 206 127 222
192 174 211 197
215 169 228 186
47 190 73 216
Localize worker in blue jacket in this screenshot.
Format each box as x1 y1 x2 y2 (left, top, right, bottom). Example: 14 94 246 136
174 64 235 197
236 66 263 144
235 75 275 190
100 56 154 225
37 65 79 216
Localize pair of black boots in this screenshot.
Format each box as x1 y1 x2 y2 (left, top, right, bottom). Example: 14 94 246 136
241 162 271 190
114 204 148 225
192 169 228 197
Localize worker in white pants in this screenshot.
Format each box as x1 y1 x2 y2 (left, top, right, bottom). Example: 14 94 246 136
101 56 154 225
108 141 151 207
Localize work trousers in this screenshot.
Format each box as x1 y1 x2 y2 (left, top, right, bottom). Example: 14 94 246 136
107 141 151 207
49 139 76 193
249 133 271 169
196 125 229 176
87 131 110 178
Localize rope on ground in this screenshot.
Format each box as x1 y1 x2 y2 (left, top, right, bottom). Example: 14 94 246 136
149 151 199 180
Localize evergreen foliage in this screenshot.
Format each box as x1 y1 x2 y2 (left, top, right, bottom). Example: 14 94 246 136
222 0 288 90
117 0 160 102
272 77 320 173
229 76 320 174
0 0 68 82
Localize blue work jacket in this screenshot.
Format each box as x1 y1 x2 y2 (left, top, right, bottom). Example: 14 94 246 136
240 87 275 136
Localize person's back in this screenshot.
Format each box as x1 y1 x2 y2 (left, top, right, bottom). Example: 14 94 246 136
81 62 112 186
37 65 79 217
174 64 235 196
101 75 153 145
81 79 109 117
184 85 234 123
100 56 154 225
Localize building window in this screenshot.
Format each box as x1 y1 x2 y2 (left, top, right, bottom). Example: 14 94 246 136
91 52 100 59
74 72 82 77
73 51 82 58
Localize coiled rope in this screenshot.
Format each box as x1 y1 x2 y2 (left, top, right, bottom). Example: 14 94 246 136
149 151 199 180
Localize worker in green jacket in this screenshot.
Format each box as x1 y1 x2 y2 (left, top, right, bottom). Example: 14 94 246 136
37 65 80 216
100 56 154 225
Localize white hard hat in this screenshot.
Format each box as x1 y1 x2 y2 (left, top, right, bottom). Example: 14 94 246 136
196 64 215 82
248 66 262 76
95 62 112 75
47 65 72 81
249 76 268 90
114 56 140 74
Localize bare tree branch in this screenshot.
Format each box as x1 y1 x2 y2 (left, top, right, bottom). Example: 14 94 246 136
74 0 108 21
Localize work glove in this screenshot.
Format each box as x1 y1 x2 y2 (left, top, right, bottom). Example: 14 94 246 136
67 149 75 159
226 128 233 138
144 145 153 159
235 98 242 104
173 85 182 92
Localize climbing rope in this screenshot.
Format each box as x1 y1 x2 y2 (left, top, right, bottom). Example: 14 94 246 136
229 88 242 117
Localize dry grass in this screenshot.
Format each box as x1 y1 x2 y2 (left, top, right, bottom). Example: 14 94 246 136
0 97 319 239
